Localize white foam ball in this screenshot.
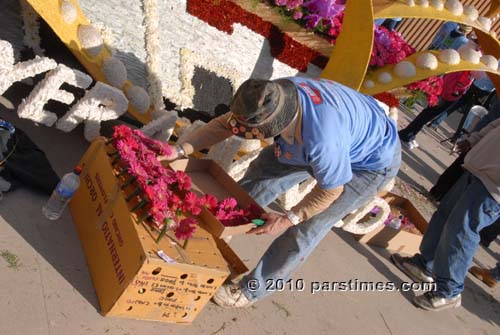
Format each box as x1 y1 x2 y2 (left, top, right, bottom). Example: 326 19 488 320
394 61 417 78
77 25 103 57
126 86 151 114
431 0 444 10
417 0 429 7
416 53 438 70
445 0 463 16
377 72 393 84
363 80 375 89
480 55 498 71
61 1 77 24
406 0 416 6
458 46 481 64
439 49 461 65
102 57 127 88
477 16 492 31
463 5 478 21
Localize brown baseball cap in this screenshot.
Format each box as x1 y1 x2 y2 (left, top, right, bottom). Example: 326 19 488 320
227 79 299 139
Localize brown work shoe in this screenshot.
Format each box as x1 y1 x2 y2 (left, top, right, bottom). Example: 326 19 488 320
469 266 498 288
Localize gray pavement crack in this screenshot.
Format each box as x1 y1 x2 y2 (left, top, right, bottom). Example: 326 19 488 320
378 311 393 335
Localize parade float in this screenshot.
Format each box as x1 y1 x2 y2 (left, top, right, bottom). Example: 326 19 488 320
2 0 500 324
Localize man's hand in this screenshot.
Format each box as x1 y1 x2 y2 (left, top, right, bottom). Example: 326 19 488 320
157 144 183 163
248 213 293 235
455 140 471 154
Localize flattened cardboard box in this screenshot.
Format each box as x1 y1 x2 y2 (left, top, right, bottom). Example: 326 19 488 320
69 138 247 324
355 193 428 255
169 159 265 238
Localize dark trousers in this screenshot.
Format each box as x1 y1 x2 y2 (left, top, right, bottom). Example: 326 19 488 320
429 153 466 201
429 85 491 128
399 99 459 142
480 219 500 246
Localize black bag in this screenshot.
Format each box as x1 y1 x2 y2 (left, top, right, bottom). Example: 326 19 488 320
0 127 60 195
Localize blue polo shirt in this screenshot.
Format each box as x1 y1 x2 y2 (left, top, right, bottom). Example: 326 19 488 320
274 78 398 189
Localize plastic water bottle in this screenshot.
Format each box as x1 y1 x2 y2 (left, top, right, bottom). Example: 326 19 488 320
42 166 82 220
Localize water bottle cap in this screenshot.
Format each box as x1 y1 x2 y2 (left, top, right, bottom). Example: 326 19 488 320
73 166 83 175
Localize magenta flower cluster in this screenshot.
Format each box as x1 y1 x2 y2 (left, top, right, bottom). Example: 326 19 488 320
112 125 261 240
272 0 415 67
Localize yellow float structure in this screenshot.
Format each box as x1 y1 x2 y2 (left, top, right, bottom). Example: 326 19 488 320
322 0 500 98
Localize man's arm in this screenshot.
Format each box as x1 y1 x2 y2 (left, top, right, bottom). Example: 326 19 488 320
177 113 233 156
291 183 344 221
248 183 343 235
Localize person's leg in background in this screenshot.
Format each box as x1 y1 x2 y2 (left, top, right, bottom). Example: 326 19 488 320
428 152 466 202
428 174 500 299
393 172 500 310
479 217 500 247
399 99 457 146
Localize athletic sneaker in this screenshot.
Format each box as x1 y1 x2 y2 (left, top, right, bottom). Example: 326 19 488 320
401 139 419 150
413 291 461 311
212 283 253 308
391 253 434 283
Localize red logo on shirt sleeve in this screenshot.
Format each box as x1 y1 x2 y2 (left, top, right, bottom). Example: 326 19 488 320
299 83 323 105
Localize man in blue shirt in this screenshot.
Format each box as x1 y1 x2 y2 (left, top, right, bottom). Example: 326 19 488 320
169 77 401 307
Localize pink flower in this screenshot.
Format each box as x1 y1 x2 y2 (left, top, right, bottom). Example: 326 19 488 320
220 197 237 211
113 125 133 140
150 205 166 225
175 171 192 191
168 193 182 212
175 217 197 240
164 169 178 184
182 191 201 215
200 194 218 210
293 11 303 20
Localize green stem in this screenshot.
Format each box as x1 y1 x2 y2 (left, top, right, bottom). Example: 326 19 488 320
125 187 141 202
137 213 151 225
156 225 168 243
130 199 148 212
182 239 189 250
121 176 136 189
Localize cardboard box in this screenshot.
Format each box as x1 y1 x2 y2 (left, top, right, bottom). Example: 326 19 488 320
355 193 428 255
169 159 265 238
70 138 247 323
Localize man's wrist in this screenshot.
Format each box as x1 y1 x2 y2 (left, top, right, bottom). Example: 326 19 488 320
175 144 187 158
285 211 301 225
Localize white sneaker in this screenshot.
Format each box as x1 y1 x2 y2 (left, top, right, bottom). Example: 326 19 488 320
212 283 254 308
413 292 461 311
401 139 418 150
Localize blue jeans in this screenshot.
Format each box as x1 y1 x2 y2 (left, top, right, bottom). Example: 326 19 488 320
238 142 401 300
414 172 500 298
